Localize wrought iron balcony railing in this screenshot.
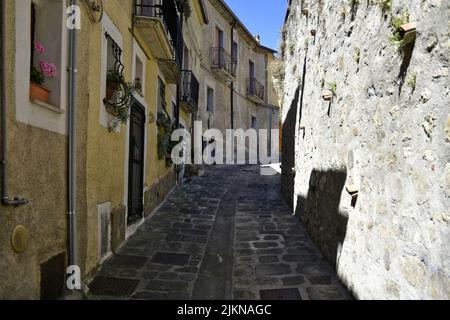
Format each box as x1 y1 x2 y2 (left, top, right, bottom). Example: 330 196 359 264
134 0 182 66
247 77 265 101
180 70 199 110
210 47 236 77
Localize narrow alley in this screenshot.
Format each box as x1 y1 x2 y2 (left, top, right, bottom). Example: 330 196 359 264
88 165 351 300
1 0 448 304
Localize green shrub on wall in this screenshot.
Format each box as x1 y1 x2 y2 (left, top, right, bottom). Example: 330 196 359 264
157 112 173 160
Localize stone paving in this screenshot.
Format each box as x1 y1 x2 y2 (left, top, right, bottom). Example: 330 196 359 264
88 165 351 300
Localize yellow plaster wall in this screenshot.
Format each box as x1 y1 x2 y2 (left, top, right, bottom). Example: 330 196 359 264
0 0 68 299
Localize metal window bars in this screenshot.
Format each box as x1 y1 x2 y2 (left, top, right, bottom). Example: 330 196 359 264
103 32 133 110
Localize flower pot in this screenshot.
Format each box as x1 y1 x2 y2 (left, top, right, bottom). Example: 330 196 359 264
105 104 119 117
30 82 50 103
106 81 118 101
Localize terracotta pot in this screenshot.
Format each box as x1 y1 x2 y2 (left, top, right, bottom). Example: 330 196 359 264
30 82 50 103
106 81 118 101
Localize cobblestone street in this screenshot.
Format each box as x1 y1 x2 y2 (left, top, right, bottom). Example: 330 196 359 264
88 165 351 300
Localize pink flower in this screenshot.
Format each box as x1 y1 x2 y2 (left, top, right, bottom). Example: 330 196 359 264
34 42 45 54
39 61 57 78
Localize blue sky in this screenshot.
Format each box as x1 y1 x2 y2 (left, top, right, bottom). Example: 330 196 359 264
224 0 287 51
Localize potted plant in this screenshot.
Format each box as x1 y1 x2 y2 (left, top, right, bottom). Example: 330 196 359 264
106 69 122 102
30 42 57 103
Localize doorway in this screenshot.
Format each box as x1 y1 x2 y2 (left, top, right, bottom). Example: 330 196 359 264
127 100 146 225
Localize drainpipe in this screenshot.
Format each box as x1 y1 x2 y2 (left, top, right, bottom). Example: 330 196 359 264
175 8 184 184
176 9 184 129
1 0 28 207
230 23 235 130
67 0 78 271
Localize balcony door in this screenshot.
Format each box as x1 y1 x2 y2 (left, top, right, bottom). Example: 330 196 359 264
215 27 224 66
215 27 224 48
249 60 255 92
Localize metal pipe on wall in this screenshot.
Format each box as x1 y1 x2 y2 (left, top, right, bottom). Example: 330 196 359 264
1 0 28 207
230 22 235 130
67 0 78 269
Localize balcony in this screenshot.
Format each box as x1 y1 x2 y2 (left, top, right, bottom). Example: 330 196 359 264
133 0 182 84
247 77 265 103
180 70 199 113
210 47 236 82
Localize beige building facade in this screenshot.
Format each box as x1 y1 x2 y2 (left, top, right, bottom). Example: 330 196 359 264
183 0 280 150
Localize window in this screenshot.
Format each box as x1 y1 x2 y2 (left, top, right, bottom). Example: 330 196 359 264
249 60 256 93
251 116 257 129
249 60 255 78
215 27 224 48
132 40 147 99
183 45 190 70
207 87 214 113
232 41 238 65
157 76 166 113
105 35 123 104
29 1 65 107
135 56 143 95
99 13 123 128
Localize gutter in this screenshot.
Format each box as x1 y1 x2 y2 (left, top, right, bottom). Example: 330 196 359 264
1 0 28 207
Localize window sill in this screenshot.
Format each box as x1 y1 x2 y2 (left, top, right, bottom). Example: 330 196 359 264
31 99 65 114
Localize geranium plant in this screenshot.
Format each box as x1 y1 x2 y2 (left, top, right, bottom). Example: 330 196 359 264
30 42 57 85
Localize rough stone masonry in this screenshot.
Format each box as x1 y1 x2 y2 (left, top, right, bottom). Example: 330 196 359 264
280 0 449 299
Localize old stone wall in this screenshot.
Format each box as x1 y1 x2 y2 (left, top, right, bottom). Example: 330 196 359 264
282 0 449 299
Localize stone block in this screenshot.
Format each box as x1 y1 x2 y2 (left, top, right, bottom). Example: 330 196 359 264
282 275 306 286
256 264 291 276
